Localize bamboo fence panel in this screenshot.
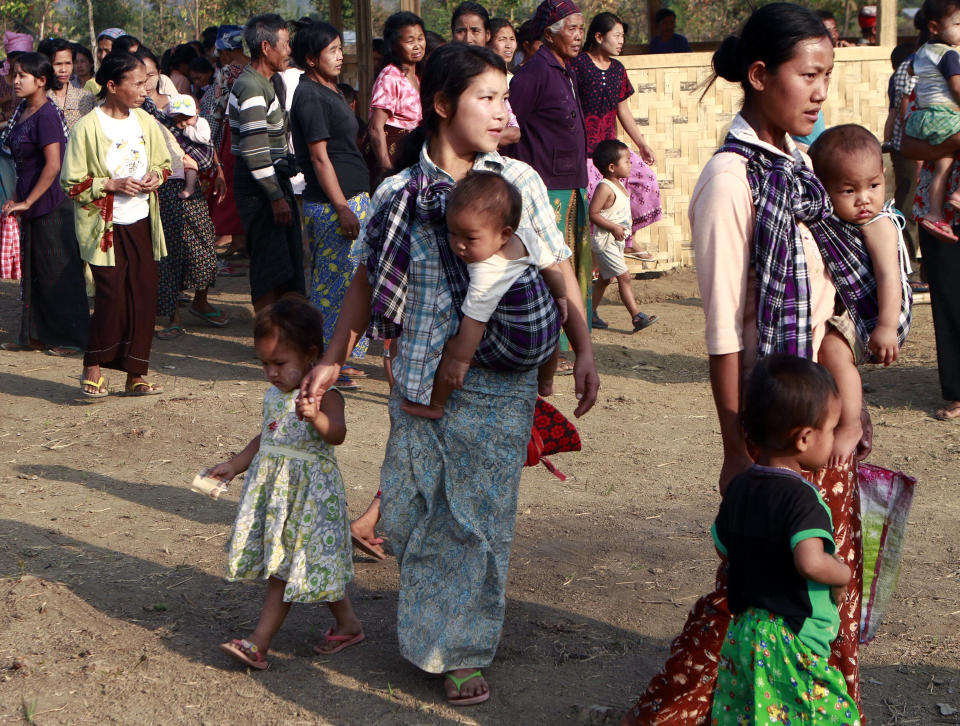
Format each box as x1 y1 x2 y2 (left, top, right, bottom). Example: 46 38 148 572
619 46 894 267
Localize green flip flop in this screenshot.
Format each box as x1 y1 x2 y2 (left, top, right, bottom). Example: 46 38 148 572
188 307 229 327
445 670 490 706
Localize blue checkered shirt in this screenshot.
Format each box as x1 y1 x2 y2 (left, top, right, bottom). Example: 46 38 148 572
890 56 916 150
353 145 571 404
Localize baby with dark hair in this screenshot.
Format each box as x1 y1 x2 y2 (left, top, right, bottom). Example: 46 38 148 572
808 123 912 465
401 171 568 418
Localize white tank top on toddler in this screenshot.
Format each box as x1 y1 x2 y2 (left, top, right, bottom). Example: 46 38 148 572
591 178 631 249
95 107 150 224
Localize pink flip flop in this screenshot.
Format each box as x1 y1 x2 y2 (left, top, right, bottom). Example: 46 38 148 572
312 627 365 655
220 638 269 670
919 217 959 243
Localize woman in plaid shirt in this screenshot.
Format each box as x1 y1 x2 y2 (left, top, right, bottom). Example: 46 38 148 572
300 44 598 706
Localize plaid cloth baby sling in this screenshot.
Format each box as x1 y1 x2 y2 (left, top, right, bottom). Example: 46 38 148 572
719 137 912 360
365 164 561 372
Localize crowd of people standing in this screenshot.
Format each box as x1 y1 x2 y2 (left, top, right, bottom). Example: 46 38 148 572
0 0 958 720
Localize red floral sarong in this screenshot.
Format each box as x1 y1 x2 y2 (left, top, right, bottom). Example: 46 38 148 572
624 463 863 725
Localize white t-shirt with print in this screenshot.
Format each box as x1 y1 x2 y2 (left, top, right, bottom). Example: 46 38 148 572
96 107 149 224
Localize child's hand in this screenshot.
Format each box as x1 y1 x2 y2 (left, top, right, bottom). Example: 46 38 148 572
830 553 848 606
206 460 239 483
613 225 627 241
867 325 899 366
831 581 847 607
296 395 320 423
437 355 470 391
555 296 568 324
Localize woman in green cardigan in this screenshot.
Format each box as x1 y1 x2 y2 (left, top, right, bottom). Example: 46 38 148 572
61 52 172 398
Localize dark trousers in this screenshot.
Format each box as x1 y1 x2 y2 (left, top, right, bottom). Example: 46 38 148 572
918 226 960 400
891 149 919 264
18 198 89 349
83 219 157 376
233 163 304 303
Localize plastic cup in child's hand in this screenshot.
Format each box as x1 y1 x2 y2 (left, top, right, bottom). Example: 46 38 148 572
191 471 229 499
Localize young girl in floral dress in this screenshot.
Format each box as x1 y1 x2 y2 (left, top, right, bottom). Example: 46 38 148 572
209 297 363 670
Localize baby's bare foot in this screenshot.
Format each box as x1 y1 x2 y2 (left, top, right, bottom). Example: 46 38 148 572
828 422 862 468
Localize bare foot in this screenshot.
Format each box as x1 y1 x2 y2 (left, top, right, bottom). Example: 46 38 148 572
350 499 386 560
401 399 443 419
445 668 490 704
828 422 862 468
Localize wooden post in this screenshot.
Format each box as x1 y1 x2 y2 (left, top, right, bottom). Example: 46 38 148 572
329 0 343 32
647 0 661 44
399 0 421 15
356 0 374 120
878 0 897 46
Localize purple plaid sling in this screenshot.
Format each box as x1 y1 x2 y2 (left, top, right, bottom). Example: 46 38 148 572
719 137 911 361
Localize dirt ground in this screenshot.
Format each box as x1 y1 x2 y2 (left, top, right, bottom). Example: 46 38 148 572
1 267 958 726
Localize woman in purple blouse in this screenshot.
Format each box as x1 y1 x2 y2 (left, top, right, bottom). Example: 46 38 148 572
509 0 589 364
0 53 88 354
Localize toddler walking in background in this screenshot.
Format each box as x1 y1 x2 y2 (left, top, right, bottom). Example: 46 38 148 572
809 125 912 465
209 297 363 670
401 171 566 419
588 140 658 333
711 354 860 725
903 0 960 242
167 94 213 199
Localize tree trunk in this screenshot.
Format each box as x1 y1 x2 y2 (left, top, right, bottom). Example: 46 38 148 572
87 0 96 68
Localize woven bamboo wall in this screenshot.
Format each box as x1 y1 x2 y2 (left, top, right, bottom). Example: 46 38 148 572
619 45 894 266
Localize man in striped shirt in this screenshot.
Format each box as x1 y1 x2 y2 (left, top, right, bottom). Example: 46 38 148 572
229 13 305 309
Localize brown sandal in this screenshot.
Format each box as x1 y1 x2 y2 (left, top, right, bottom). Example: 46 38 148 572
935 402 960 421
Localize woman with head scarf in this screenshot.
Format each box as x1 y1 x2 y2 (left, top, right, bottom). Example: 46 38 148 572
1 32 34 122
509 0 589 369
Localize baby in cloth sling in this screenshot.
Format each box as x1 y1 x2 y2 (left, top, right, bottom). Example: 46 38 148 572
402 170 566 419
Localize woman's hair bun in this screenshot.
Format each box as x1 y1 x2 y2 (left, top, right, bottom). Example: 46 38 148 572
914 8 927 30
712 35 742 82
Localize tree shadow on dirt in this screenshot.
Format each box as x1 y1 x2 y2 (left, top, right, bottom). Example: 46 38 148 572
0 370 101 406
589 343 710 384
861 363 947 416
0 518 668 725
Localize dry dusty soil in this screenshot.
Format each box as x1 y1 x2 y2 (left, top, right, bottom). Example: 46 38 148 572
0 268 958 725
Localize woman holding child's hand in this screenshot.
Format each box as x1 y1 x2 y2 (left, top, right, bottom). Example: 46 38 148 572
624 5 864 724
302 43 597 707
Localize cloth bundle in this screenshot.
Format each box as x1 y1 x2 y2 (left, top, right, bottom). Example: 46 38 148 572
0 213 20 280
525 396 581 480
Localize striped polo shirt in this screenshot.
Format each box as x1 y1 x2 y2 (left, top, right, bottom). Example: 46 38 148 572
227 65 287 200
